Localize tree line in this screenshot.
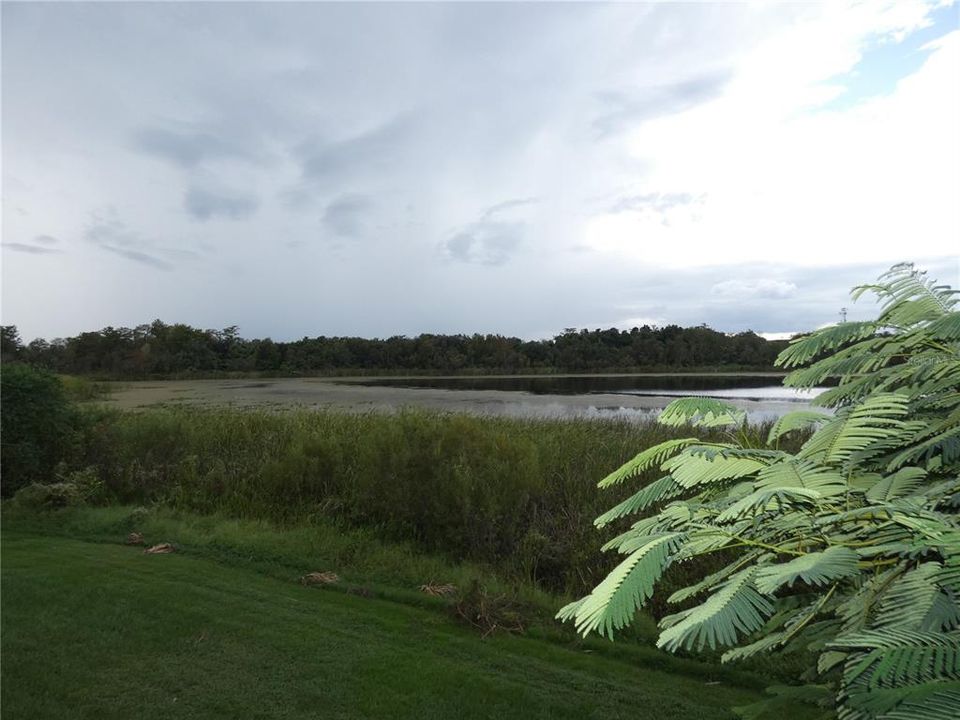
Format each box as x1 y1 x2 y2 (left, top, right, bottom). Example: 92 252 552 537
0 321 791 378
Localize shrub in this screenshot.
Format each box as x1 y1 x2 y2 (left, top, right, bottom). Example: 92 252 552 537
1 364 81 496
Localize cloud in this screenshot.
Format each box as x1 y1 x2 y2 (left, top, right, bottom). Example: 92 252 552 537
85 211 140 247
2 242 62 255
133 127 252 169
711 279 798 300
481 197 539 219
297 118 412 186
593 71 731 137
99 244 173 271
184 186 258 221
84 210 177 270
1 2 956 341
34 234 59 245
609 192 703 214
444 221 524 266
322 194 373 238
443 198 536 265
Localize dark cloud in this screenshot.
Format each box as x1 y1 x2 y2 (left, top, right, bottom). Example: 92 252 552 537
443 198 536 265
2 242 61 255
184 187 258 221
133 127 251 169
297 118 413 187
593 71 731 137
322 194 373 238
85 212 140 247
84 211 177 270
99 244 173 271
34 234 59 245
444 221 524 266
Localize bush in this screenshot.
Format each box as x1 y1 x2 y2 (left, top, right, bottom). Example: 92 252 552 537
1 364 81 496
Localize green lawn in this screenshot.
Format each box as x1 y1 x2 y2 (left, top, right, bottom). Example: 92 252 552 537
1 531 764 720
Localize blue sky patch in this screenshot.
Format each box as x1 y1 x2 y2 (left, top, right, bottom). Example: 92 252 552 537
820 3 958 111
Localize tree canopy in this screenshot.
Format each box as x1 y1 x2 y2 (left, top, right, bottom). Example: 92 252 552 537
1 322 788 378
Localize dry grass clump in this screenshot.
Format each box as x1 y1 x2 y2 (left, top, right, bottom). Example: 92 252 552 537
143 543 176 554
300 571 339 586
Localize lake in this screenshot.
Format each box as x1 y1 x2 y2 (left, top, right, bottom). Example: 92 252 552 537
104 374 825 423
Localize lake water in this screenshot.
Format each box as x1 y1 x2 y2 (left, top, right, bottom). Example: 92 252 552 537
344 375 827 422
105 375 826 423
350 374 822 399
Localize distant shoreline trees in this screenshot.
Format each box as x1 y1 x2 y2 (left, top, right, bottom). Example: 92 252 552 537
0 321 790 379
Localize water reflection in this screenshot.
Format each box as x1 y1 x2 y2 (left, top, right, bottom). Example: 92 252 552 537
345 375 828 422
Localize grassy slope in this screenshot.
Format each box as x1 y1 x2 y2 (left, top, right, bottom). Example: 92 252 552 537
2 531 766 720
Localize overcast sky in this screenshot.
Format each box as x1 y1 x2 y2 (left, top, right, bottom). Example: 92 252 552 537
2 1 958 342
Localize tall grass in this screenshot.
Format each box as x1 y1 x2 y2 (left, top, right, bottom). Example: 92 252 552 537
73 406 756 608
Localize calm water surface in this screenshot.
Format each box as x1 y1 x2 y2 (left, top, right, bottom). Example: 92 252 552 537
346 375 827 421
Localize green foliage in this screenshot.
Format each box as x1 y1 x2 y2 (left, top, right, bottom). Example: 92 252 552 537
14 319 790 378
64 405 736 602
0 364 81 496
558 263 960 719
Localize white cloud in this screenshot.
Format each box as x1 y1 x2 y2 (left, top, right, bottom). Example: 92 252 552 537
711 279 798 300
584 3 959 268
1 2 957 340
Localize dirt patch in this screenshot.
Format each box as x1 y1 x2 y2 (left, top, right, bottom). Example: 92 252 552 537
143 543 176 554
300 571 339 585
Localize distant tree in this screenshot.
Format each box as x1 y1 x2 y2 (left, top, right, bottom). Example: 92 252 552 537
1 325 23 362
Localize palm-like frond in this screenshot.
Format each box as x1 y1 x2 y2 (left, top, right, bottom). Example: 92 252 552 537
657 568 774 652
799 394 909 466
562 263 960 720
925 312 960 342
597 437 699 488
768 410 834 444
716 486 822 523
874 563 959 632
663 452 769 489
594 475 684 528
755 547 859 595
657 397 746 428
877 688 960 720
561 532 684 639
866 468 928 503
777 321 880 369
754 459 847 497
830 629 960 689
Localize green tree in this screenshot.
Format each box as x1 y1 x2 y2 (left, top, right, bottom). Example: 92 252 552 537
1 325 23 361
0 364 80 496
558 263 960 719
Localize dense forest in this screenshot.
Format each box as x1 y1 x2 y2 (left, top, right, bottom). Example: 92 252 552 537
0 322 791 378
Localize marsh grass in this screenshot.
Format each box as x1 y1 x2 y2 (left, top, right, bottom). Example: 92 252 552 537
66 406 779 612
57 374 112 402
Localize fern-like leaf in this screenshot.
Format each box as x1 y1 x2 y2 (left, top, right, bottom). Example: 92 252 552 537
657 568 774 652
799 393 909 466
657 397 746 428
594 476 684 527
866 468 928 503
597 438 699 488
755 547 859 594
768 410 834 444
561 533 684 639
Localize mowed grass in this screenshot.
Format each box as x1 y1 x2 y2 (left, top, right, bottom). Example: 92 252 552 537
2 531 766 720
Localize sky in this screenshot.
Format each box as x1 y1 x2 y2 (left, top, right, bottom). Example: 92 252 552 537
2 0 958 343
